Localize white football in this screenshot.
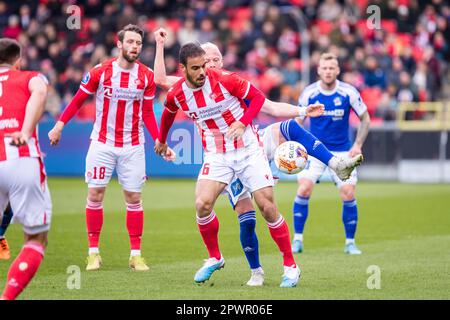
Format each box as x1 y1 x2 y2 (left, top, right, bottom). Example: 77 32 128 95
274 141 308 174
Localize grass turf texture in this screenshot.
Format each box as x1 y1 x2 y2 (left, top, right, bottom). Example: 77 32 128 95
1 178 449 300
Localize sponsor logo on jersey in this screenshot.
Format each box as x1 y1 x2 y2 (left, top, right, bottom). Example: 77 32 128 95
104 86 113 98
113 88 144 100
0 118 19 130
81 72 90 85
230 178 243 197
194 103 224 120
333 97 342 106
0 75 9 81
323 109 345 118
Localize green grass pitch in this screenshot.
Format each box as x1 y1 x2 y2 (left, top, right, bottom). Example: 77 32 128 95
1 178 449 300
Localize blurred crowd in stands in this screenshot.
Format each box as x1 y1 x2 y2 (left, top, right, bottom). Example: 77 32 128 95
1 0 449 124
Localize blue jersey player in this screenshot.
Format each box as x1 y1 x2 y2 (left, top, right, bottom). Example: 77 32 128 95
292 53 371 255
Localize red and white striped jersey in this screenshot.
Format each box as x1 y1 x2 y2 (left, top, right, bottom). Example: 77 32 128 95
164 68 260 153
80 58 155 147
0 68 47 162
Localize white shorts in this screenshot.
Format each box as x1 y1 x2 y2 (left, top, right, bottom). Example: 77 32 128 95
199 142 274 196
260 124 279 162
0 157 52 235
225 126 279 208
85 140 146 192
297 151 358 188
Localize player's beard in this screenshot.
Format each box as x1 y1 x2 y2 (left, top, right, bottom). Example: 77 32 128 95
122 49 140 63
186 72 205 88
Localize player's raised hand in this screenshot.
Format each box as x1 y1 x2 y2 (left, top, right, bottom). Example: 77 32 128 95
154 28 167 46
154 139 168 156
6 131 29 146
306 103 325 118
48 121 64 146
226 121 245 140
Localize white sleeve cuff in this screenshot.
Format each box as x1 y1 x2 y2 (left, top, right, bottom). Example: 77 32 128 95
298 107 307 120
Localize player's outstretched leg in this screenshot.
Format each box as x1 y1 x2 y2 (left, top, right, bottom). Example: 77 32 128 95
85 198 103 271
0 204 13 260
126 201 149 271
195 211 224 282
238 210 264 286
254 187 300 288
329 154 364 181
1 233 47 300
279 119 363 180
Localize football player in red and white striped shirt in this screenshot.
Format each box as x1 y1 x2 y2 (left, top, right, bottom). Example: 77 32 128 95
48 24 173 272
155 43 300 287
0 38 52 300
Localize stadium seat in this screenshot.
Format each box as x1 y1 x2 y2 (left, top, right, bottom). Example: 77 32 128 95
381 20 397 33
167 19 181 33
356 19 374 39
361 87 382 117
228 7 252 31
314 20 334 35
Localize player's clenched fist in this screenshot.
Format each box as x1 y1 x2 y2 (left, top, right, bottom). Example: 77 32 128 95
48 120 64 146
154 28 167 46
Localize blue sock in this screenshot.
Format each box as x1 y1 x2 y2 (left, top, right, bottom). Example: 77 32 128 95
0 205 13 237
280 119 333 165
342 199 358 240
238 211 261 269
293 195 309 234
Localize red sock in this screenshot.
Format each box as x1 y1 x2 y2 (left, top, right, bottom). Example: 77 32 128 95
268 215 296 267
86 200 103 249
126 203 144 251
1 242 45 300
197 211 221 260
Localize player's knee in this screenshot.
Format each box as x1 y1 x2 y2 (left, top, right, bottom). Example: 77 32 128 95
256 199 277 217
235 198 255 215
297 182 313 197
88 188 105 203
124 192 141 204
195 198 214 216
25 232 48 248
340 187 355 201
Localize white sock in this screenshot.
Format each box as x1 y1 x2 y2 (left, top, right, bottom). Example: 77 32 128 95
328 156 339 170
251 267 264 273
89 247 99 254
346 238 355 245
130 250 141 257
294 233 303 241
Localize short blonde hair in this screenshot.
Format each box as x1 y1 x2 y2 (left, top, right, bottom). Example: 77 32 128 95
201 42 222 58
319 52 338 63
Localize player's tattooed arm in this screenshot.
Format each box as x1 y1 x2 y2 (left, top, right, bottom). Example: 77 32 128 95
349 111 371 157
154 28 181 90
